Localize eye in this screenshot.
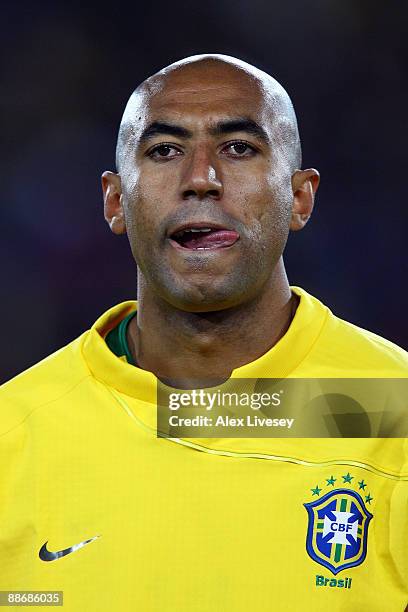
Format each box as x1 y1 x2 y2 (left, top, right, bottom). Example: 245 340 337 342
147 144 183 160
221 141 256 157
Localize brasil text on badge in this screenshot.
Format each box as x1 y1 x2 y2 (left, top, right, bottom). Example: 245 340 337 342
304 488 373 575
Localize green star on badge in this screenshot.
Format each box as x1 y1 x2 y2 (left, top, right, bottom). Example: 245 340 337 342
358 479 367 490
311 485 322 496
342 472 353 484
365 493 373 504
326 476 336 486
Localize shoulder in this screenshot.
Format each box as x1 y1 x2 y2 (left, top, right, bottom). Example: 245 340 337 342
0 333 91 436
0 301 136 438
291 287 408 376
309 296 408 375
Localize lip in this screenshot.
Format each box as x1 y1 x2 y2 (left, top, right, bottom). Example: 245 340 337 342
166 222 240 251
166 221 237 238
168 238 239 251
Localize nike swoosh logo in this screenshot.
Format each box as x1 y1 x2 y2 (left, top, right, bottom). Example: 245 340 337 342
39 535 100 561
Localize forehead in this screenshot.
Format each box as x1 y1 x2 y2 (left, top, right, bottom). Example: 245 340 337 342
139 64 271 127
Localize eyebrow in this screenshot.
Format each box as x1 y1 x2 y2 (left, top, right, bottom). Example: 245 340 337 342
139 122 192 143
138 118 269 144
209 118 269 143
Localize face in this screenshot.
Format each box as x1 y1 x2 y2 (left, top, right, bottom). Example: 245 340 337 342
103 62 316 312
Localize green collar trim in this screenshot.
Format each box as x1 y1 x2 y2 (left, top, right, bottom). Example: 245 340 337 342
105 311 137 365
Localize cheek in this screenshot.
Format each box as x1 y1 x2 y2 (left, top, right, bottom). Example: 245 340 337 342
264 168 293 224
242 176 293 253
266 157 293 204
245 175 292 225
122 176 157 236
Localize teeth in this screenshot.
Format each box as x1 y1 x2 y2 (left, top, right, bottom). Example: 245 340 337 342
173 227 214 238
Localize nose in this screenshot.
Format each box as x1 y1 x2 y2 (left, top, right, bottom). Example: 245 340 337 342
180 147 223 200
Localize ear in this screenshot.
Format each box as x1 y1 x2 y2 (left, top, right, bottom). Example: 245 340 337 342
290 169 320 231
101 171 126 235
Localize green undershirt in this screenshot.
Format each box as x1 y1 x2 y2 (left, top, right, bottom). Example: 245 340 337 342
105 311 137 365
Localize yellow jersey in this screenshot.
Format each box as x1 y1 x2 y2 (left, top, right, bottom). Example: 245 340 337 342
0 287 407 611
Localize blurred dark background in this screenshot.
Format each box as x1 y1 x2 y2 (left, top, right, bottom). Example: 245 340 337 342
1 1 407 383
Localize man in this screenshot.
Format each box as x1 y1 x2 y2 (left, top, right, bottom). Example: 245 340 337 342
1 55 407 611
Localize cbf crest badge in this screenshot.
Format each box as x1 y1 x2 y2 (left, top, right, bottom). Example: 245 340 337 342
304 475 373 575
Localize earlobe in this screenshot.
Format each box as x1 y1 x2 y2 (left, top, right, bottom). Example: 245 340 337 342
290 169 320 232
101 171 126 235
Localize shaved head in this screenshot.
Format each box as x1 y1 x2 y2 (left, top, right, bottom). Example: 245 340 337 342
116 54 302 174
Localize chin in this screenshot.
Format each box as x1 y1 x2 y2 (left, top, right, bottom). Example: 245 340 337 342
160 281 248 313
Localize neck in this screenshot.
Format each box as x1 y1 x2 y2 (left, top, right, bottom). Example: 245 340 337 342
127 258 297 388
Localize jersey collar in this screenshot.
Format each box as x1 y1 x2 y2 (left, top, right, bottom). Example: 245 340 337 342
82 286 329 405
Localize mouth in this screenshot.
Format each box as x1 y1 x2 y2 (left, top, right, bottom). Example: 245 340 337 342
168 223 240 251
